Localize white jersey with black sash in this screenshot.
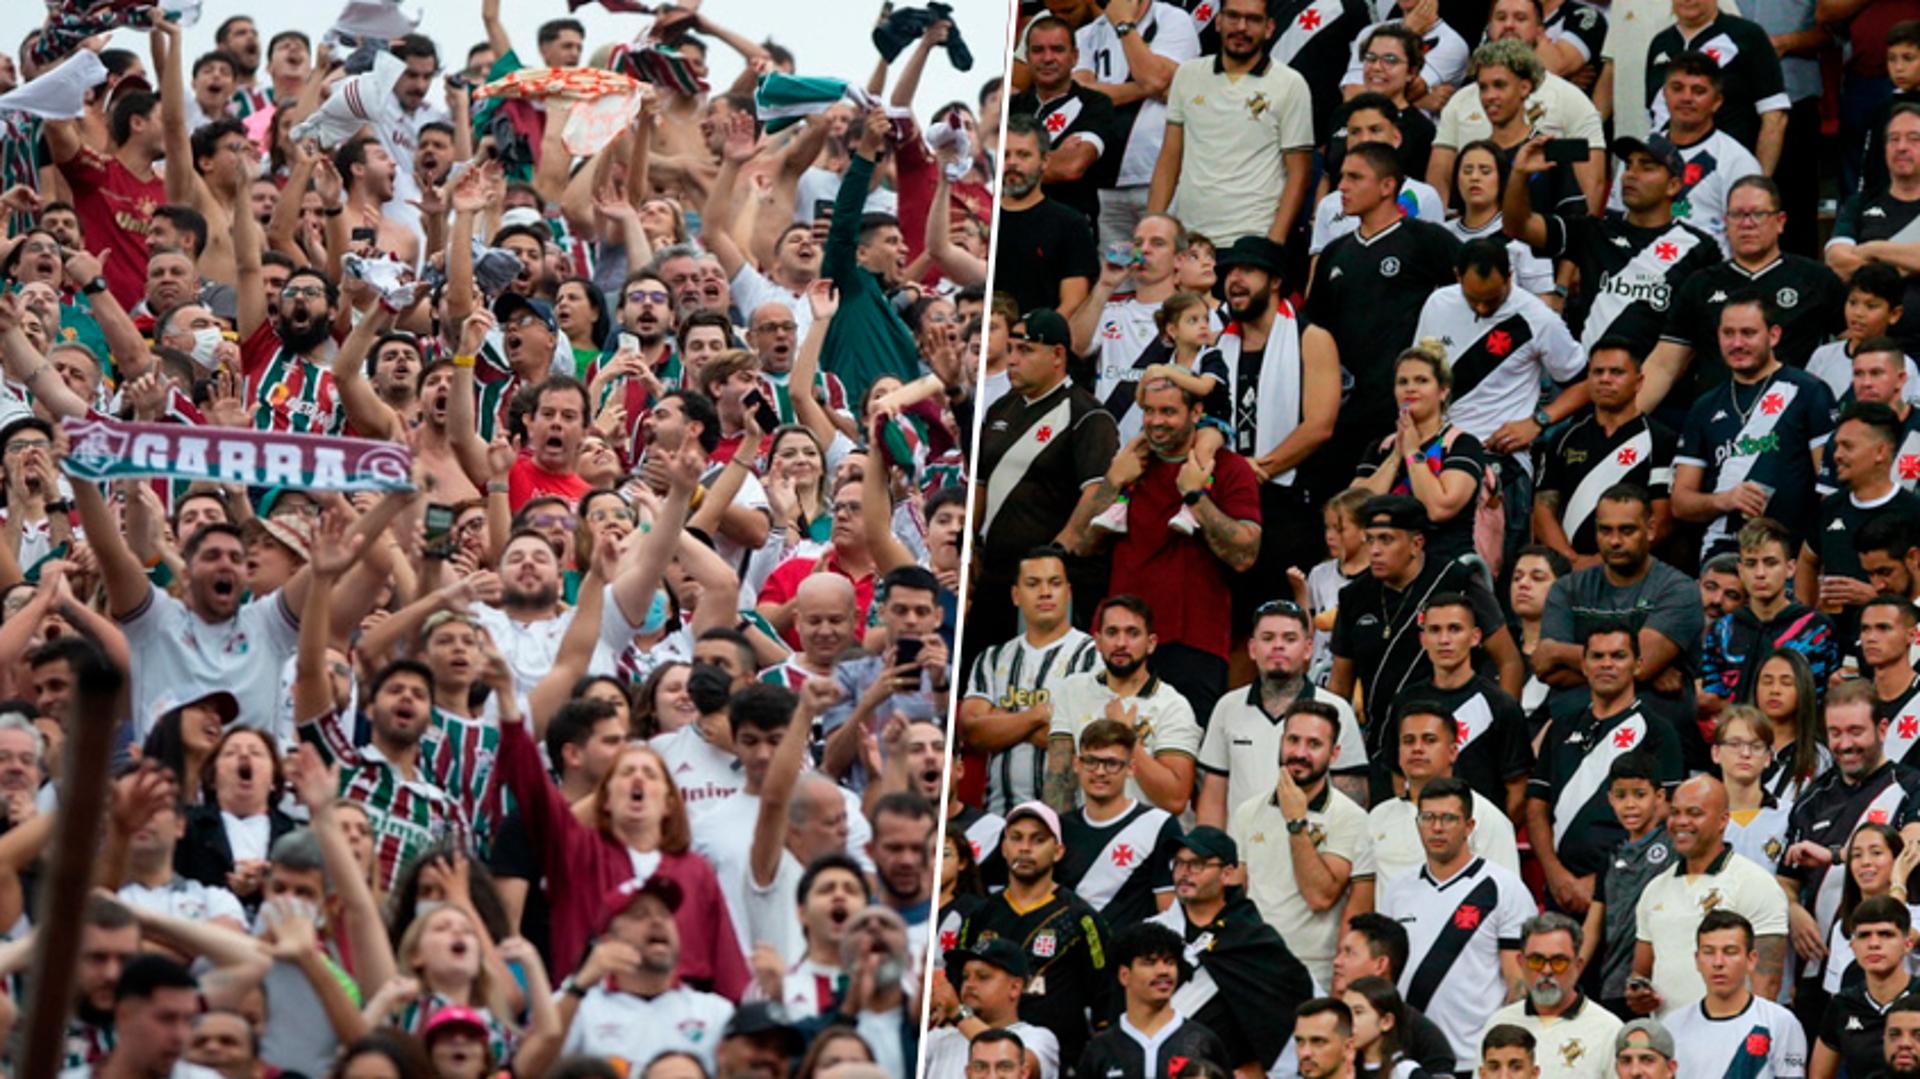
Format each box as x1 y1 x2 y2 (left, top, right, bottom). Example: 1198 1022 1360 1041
1414 283 1585 466
1661 996 1808 1079
1381 856 1535 1071
1074 4 1201 187
964 628 1100 816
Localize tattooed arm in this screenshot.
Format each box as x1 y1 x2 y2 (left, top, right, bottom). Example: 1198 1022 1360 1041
1043 733 1078 813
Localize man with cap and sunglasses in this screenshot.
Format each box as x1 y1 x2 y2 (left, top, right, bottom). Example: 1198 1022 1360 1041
1327 495 1523 742
1146 825 1315 1077
972 309 1121 662
556 872 737 1075
924 937 1063 1079
954 800 1115 1070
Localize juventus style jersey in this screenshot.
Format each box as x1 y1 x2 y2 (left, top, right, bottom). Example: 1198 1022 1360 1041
1662 997 1808 1079
1537 412 1679 555
1676 365 1836 556
1057 800 1184 927
1536 210 1721 354
1381 857 1535 1071
965 629 1100 816
1413 283 1585 450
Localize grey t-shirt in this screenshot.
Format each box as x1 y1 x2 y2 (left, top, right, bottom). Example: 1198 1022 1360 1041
1540 559 1704 720
1593 825 1676 999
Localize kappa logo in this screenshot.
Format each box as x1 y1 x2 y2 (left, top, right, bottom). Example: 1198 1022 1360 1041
1829 519 1847 530
1848 1017 1866 1031
1653 51 1670 63
1866 206 1890 218
1709 290 1728 303
1610 235 1633 248
1711 410 1729 422
1330 267 1344 279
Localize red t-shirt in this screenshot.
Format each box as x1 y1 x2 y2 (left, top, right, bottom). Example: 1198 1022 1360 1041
507 455 591 513
58 146 164 308
1108 450 1264 660
758 548 876 650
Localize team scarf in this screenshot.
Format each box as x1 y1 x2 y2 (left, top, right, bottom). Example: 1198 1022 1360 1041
58 416 414 492
754 73 914 134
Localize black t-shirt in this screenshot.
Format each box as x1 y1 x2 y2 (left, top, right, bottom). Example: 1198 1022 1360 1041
1075 1015 1233 1079
488 809 552 966
1545 0 1608 80
992 198 1100 316
1644 14 1788 151
1821 976 1920 1079
1661 255 1848 399
1306 218 1461 443
1864 89 1920 195
1354 426 1487 566
1056 801 1184 928
1331 556 1506 724
1388 675 1532 806
1009 83 1120 229
956 886 1115 1067
976 380 1120 572
1538 211 1722 356
1537 411 1679 555
1811 487 1920 640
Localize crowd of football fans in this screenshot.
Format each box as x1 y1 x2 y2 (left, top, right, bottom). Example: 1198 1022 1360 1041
950 0 1920 1076
0 0 991 1076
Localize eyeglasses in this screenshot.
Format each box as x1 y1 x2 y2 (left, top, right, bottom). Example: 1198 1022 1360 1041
527 513 577 530
3 440 49 456
1418 812 1464 826
753 321 798 334
1716 738 1771 757
1523 953 1574 973
830 503 862 518
1170 856 1224 874
626 288 669 306
1362 52 1408 66
1726 210 1781 223
281 285 326 299
1078 754 1128 774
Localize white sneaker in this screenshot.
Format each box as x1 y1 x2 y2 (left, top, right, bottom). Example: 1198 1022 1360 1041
1170 504 1199 535
1091 496 1130 533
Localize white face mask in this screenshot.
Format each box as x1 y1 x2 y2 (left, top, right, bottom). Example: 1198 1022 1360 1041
190 326 223 368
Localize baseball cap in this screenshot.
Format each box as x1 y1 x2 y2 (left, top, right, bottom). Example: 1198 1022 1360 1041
246 514 313 563
153 689 241 731
1614 1019 1676 1061
597 871 685 934
1009 309 1071 349
1360 494 1430 533
945 936 1031 980
1005 800 1062 843
1609 133 1685 177
1172 825 1238 866
424 1005 490 1042
722 1001 805 1057
493 292 558 334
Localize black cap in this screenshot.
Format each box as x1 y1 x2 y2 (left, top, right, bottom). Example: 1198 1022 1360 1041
492 291 558 334
1608 133 1684 177
1214 235 1287 277
945 936 1031 980
1010 308 1071 348
1173 825 1239 865
0 415 52 449
721 1001 805 1057
1359 494 1429 533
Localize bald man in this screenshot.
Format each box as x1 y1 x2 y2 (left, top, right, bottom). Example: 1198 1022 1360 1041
762 574 859 693
1628 776 1790 1015
747 299 853 434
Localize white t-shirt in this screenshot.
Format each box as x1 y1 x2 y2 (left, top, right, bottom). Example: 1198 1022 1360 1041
1164 56 1316 245
692 784 876 960
221 811 272 863
1479 996 1624 1079
117 877 247 926
1197 684 1367 815
1634 849 1790 1016
559 984 736 1075
922 1022 1062 1079
1229 784 1376 986
1434 71 1606 152
1368 790 1520 890
729 263 814 342
120 587 301 738
649 725 745 825
1661 996 1808 1079
471 583 657 702
1049 671 1203 809
742 848 807 964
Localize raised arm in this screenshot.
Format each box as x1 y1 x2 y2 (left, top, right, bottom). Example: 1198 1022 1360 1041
293 509 363 725
0 295 90 419
527 545 610 735
751 678 834 886
232 174 267 341
130 900 274 1009
788 281 843 450
925 171 986 287
611 444 698 627
481 0 513 61
862 451 918 572
71 479 152 620
330 304 404 442
287 743 395 995
152 17 195 206
1501 137 1553 251
702 112 762 282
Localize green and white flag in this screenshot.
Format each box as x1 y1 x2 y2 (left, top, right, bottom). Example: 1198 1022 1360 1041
754 73 851 134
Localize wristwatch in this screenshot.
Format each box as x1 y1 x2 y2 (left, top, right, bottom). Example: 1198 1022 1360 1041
954 1005 975 1024
560 976 588 999
1531 407 1552 428
44 500 71 514
1114 20 1137 35
1181 487 1205 506
80 277 108 297
1286 817 1309 835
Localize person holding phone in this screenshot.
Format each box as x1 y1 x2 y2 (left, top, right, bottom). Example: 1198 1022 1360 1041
818 566 950 793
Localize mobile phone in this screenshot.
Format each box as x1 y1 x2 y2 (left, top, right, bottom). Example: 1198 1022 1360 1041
350 226 377 243
894 637 923 668
814 199 835 220
423 503 456 559
1544 138 1587 166
617 332 641 354
744 389 779 433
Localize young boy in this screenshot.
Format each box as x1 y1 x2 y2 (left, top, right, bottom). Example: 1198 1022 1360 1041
1713 709 1794 874
1863 21 1920 196
1300 487 1372 685
1807 264 1920 408
1479 1024 1540 1079
1580 753 1671 1018
1700 517 1840 710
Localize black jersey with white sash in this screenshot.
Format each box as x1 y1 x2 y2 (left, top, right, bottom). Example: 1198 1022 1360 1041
1676 365 1835 557
1527 698 1687 877
1537 412 1679 555
1535 211 1721 354
978 380 1120 569
1058 801 1184 929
